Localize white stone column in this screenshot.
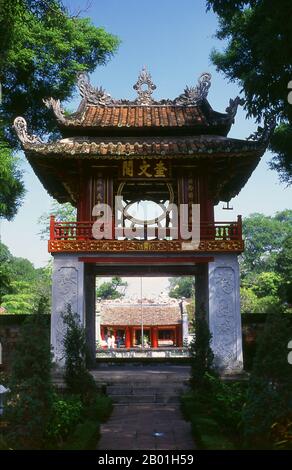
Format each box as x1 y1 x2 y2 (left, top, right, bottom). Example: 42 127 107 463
208 253 243 374
51 254 85 366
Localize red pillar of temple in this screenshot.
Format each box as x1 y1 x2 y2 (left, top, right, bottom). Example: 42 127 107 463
176 325 183 347
152 327 158 348
125 327 131 349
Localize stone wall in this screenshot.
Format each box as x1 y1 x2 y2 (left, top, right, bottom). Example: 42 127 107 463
0 315 50 372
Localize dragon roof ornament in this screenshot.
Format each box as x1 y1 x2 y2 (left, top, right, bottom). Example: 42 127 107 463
77 72 114 106
43 97 67 124
225 97 245 123
173 72 212 106
247 115 277 144
13 117 43 145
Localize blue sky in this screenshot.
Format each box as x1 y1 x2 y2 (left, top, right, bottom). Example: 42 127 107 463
1 0 292 268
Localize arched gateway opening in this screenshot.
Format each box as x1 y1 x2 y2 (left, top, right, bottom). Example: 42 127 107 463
14 68 273 374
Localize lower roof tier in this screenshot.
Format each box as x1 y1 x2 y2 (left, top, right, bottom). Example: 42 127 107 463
23 134 266 205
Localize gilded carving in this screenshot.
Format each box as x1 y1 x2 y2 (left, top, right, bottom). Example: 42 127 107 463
48 239 244 253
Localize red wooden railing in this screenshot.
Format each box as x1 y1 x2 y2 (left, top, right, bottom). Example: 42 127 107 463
49 215 242 242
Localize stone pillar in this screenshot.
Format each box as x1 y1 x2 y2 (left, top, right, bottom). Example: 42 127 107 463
51 254 85 366
195 254 243 374
84 264 96 367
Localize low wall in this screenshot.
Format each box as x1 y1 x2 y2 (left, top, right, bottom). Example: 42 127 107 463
0 314 50 372
0 313 290 372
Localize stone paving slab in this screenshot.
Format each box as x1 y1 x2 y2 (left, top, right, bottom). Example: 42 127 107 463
98 404 195 450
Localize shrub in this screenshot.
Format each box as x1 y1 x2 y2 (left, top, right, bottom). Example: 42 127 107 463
45 394 83 444
189 308 215 388
62 420 100 450
6 311 53 448
84 394 113 423
62 305 97 402
242 313 292 448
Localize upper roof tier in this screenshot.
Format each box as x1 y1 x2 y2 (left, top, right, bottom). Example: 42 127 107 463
43 68 243 137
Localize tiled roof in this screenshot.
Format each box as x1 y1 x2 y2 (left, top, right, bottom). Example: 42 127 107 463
100 303 181 326
25 135 264 158
78 105 208 128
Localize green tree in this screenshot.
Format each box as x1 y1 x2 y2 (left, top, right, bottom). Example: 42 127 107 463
276 235 292 305
0 137 25 220
38 201 76 239
207 0 292 184
0 0 119 219
7 310 53 448
96 277 127 300
168 277 195 299
242 314 292 448
0 242 13 302
241 211 292 275
1 280 37 314
241 272 282 314
0 242 52 314
1 0 120 145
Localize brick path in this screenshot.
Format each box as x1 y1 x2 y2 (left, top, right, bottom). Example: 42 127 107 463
98 404 195 450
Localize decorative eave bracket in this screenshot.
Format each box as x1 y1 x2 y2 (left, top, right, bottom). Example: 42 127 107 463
13 117 43 146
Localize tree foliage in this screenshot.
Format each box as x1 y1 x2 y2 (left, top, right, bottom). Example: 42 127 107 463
168 276 195 299
242 313 292 448
0 0 120 145
276 235 292 305
241 211 292 275
0 137 25 220
38 201 76 239
0 0 119 220
0 241 51 313
96 276 127 300
207 0 292 183
6 310 53 448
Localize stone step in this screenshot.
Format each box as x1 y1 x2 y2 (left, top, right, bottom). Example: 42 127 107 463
106 385 189 395
111 394 181 405
92 377 190 386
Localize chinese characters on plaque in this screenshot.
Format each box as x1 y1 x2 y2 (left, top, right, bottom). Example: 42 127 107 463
121 160 170 179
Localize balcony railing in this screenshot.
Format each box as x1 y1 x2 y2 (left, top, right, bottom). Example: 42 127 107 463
49 215 242 242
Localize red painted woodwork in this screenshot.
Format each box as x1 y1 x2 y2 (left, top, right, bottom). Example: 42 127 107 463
176 325 183 347
152 327 158 348
125 327 131 348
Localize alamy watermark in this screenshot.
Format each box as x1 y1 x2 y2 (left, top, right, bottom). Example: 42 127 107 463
288 80 292 104
288 340 292 365
91 197 200 246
